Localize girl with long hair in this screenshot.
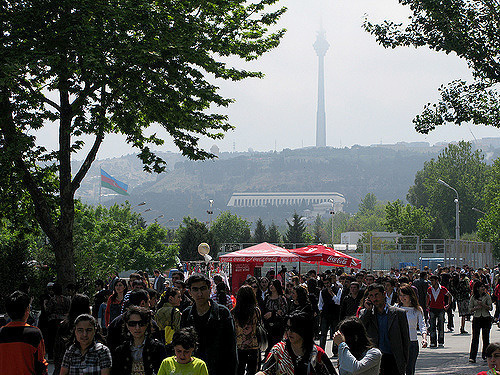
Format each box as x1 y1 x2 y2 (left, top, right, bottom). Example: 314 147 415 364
290 285 312 315
105 278 127 327
232 285 261 375
257 311 337 375
59 314 112 375
398 283 427 375
53 294 91 375
469 281 493 363
263 279 288 353
333 317 381 375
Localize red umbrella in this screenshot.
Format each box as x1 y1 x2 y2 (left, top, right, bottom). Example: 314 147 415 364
219 242 300 263
289 244 362 269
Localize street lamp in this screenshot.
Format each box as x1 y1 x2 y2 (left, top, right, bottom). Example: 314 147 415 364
328 199 335 246
472 207 486 215
438 179 460 240
137 202 146 206
207 200 214 226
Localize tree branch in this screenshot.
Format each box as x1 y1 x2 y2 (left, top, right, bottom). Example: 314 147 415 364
0 87 58 242
72 132 104 192
18 77 61 112
70 81 99 112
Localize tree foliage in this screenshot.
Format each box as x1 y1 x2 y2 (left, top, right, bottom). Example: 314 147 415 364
407 141 487 237
210 211 251 244
478 158 500 256
253 218 268 243
176 217 217 261
285 212 307 244
73 201 177 281
384 199 435 238
0 0 286 285
364 0 500 133
267 221 281 243
346 194 386 233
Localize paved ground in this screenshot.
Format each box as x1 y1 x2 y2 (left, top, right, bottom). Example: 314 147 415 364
322 313 500 375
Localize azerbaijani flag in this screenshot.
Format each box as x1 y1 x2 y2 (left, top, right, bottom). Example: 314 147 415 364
100 169 129 196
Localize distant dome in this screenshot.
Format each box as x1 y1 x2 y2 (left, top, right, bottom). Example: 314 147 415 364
210 144 220 155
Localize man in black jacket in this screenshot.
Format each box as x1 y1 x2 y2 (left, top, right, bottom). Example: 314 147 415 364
360 284 410 375
180 273 238 375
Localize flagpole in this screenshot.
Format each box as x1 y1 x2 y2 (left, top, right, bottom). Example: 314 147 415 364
99 167 102 205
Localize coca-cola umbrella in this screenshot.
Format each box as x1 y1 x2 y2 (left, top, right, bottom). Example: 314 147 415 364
288 244 362 269
219 242 300 263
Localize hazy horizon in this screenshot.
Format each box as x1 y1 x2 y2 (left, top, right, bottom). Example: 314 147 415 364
35 0 500 161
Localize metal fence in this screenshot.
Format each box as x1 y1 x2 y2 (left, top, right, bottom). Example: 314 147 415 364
219 239 494 271
359 238 494 271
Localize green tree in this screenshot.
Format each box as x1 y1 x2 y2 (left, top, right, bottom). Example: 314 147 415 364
358 193 378 215
346 194 386 233
478 158 500 256
72 201 177 282
364 1 500 134
176 217 217 261
406 141 487 237
312 215 325 243
253 218 268 243
0 0 286 285
384 200 435 238
285 212 306 244
210 211 251 245
268 221 281 243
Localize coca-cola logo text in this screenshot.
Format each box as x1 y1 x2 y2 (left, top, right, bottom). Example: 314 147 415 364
326 256 348 265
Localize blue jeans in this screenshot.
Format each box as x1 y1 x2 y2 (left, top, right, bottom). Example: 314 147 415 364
429 308 445 345
406 340 419 375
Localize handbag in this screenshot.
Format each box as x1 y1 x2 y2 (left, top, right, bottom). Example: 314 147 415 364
255 308 268 352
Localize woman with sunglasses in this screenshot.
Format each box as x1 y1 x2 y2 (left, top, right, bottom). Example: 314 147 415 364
256 311 337 375
112 306 167 375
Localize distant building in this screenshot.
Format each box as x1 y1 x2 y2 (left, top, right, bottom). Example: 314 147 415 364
227 192 345 211
341 231 400 244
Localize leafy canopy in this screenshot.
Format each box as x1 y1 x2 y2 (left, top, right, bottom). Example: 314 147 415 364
73 201 178 279
364 0 500 133
384 199 435 238
407 141 487 237
210 211 251 244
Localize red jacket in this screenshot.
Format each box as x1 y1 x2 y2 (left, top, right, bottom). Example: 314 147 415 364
0 321 48 375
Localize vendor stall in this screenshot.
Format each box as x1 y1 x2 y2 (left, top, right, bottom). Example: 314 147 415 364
219 242 300 291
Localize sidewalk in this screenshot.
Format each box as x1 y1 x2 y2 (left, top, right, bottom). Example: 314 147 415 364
415 313 500 375
323 312 500 374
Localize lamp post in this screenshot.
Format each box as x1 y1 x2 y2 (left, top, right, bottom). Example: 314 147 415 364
207 199 214 226
438 179 460 240
472 207 486 215
328 199 334 247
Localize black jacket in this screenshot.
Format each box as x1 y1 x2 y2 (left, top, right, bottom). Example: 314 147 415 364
112 337 166 375
181 299 238 375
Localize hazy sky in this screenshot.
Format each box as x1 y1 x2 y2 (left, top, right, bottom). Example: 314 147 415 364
36 0 500 160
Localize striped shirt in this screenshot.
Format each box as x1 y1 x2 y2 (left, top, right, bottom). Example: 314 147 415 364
0 321 48 375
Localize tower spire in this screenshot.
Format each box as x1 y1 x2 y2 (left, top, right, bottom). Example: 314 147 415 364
314 28 329 147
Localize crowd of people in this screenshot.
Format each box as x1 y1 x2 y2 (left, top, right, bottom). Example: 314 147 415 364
1 263 500 375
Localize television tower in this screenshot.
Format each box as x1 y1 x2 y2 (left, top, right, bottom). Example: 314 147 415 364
314 28 329 147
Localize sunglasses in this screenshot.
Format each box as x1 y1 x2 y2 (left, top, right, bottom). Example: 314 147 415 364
127 320 147 327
